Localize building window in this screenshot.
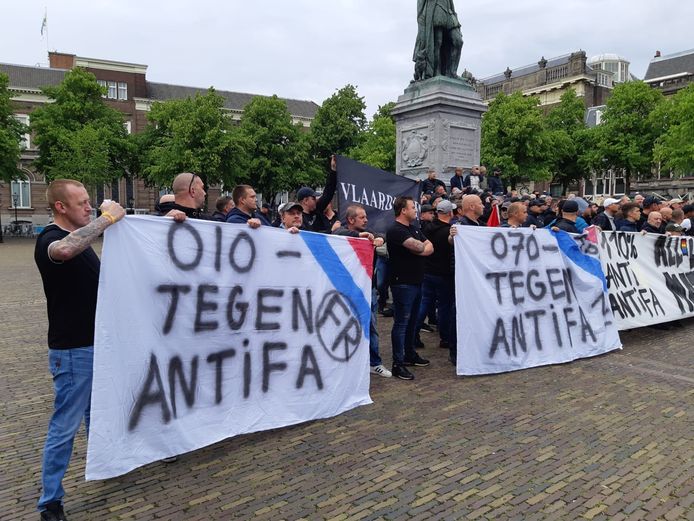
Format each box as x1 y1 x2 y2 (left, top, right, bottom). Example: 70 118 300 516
97 79 107 98
124 121 132 134
10 177 31 208
107 81 117 99
14 114 31 149
118 82 128 100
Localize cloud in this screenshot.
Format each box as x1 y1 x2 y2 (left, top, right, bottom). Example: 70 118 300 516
1 0 693 116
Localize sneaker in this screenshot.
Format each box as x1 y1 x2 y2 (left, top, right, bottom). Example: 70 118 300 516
439 340 450 350
420 323 435 333
414 335 424 348
380 307 393 317
40 502 67 521
392 365 415 380
403 354 430 367
370 365 392 378
162 456 178 463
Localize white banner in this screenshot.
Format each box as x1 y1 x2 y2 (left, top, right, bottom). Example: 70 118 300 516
454 227 622 375
87 217 373 480
598 231 694 330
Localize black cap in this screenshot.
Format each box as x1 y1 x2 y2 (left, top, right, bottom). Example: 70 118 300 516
296 187 317 201
563 200 579 213
642 196 660 208
420 204 434 213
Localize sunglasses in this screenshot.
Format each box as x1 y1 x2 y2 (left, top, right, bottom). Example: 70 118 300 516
188 173 198 193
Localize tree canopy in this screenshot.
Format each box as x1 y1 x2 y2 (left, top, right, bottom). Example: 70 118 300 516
583 81 664 190
30 68 133 185
0 73 27 182
545 90 588 189
348 102 396 172
481 92 556 184
136 88 245 188
653 84 694 176
310 84 366 166
237 95 319 203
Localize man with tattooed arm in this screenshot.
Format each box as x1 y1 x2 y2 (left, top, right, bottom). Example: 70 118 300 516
34 179 125 521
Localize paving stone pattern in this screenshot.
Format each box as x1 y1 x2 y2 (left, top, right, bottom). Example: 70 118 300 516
1 238 692 520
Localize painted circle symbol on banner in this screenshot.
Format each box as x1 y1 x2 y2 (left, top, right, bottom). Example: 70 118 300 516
315 291 362 362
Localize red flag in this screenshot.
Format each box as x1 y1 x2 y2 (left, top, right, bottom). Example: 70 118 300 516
486 205 500 227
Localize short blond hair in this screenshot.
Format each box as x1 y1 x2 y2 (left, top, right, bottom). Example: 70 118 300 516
46 179 85 211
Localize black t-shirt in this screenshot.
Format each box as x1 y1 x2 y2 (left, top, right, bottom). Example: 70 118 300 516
387 222 426 285
424 219 453 277
34 225 101 349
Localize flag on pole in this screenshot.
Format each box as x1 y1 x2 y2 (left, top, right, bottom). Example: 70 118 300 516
486 204 500 227
40 10 47 35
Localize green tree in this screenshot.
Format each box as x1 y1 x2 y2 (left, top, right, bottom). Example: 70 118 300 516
310 84 366 166
481 92 555 185
30 68 133 185
238 95 319 203
137 88 246 188
0 73 27 182
545 90 588 190
584 81 664 192
653 84 694 175
349 102 396 172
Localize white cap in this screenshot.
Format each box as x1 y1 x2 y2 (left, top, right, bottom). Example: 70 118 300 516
603 198 620 207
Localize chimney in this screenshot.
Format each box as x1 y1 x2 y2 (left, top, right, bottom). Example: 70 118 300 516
655 50 661 58
48 51 76 69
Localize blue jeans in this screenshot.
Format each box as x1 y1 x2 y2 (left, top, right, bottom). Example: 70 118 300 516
38 347 93 511
369 287 382 367
375 256 390 309
390 284 422 366
416 274 455 343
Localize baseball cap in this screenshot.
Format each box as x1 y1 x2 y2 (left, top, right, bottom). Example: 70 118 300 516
420 204 434 213
280 201 303 213
296 187 317 201
528 199 544 208
669 198 683 204
642 196 660 208
665 222 683 233
603 197 620 207
501 202 511 210
436 200 456 213
563 200 579 213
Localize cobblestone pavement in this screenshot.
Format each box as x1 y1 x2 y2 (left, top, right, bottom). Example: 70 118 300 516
1 238 692 521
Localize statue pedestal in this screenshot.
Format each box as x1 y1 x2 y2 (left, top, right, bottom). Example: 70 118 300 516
392 76 487 180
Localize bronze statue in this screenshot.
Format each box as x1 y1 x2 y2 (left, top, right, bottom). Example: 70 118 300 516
413 0 463 81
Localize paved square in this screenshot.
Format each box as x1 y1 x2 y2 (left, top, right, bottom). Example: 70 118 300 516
1 238 692 520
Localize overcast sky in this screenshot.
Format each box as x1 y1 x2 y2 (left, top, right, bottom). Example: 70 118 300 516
2 0 693 116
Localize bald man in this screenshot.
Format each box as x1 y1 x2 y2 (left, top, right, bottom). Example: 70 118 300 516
159 172 213 221
641 211 663 234
457 194 484 226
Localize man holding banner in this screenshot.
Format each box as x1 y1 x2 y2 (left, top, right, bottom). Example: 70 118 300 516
333 204 392 378
34 179 125 521
387 196 433 380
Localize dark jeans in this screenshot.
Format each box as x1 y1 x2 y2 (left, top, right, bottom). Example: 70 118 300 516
369 287 382 367
375 256 390 309
416 274 454 343
390 284 422 366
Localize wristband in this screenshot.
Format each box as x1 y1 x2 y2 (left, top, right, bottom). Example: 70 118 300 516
101 212 116 224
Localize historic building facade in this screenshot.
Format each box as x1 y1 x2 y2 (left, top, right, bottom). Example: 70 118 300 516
644 48 694 96
1 52 319 227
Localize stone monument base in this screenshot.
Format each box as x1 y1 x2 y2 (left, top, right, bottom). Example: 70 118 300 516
392 76 487 181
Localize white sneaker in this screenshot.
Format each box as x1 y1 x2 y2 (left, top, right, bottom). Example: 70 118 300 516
370 365 392 377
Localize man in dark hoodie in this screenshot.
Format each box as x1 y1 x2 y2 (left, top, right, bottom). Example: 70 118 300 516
298 155 338 233
159 172 214 221
226 185 270 227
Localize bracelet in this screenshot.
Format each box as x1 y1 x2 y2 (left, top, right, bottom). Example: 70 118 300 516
101 212 116 224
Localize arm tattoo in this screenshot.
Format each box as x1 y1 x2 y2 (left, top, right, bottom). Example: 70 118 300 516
49 216 112 261
402 237 425 254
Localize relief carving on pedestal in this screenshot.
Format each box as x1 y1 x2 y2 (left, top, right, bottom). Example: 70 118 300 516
401 130 429 167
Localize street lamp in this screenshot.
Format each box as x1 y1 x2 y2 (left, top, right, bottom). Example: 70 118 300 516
0 193 4 243
12 192 19 224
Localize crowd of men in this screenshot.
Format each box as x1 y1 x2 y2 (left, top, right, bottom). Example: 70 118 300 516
32 160 692 519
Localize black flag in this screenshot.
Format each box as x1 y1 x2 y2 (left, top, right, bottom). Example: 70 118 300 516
336 156 421 234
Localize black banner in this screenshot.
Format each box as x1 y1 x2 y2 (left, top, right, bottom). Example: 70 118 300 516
336 156 421 234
